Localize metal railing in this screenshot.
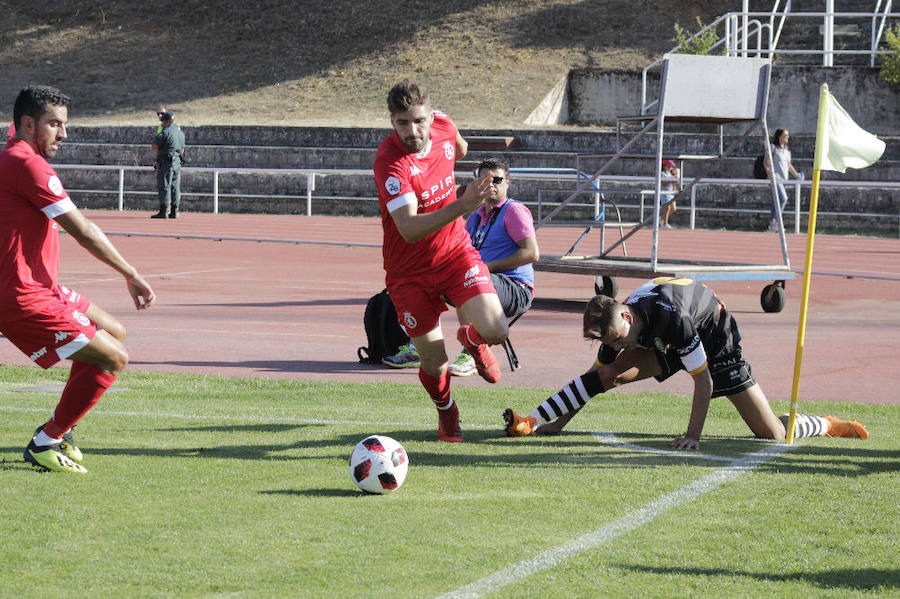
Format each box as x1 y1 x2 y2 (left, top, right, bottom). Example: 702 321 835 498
641 4 899 114
56 164 324 216
54 164 899 236
532 173 900 237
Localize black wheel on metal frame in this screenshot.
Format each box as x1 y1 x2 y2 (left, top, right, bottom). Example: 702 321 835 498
760 280 786 313
593 276 619 298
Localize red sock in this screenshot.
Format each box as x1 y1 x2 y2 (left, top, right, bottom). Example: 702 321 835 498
463 325 489 347
43 361 117 439
418 368 451 409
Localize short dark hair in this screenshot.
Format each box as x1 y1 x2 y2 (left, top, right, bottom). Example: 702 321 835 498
13 85 70 130
478 158 510 178
582 294 620 340
387 79 430 114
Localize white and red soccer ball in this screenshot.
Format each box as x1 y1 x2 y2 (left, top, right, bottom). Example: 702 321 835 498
348 435 409 494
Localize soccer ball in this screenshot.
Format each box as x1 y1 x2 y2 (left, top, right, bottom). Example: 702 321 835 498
348 435 409 494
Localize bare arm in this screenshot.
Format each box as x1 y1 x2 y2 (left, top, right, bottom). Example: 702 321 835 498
55 209 156 309
391 172 492 243
455 130 468 160
484 236 539 272
670 368 714 450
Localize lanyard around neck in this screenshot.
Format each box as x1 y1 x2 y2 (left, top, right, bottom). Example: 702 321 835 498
471 205 502 250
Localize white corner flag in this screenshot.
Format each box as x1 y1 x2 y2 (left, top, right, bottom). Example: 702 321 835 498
786 84 884 444
814 87 885 173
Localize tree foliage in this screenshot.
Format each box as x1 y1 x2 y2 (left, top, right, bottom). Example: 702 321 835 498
673 17 721 55
879 25 900 85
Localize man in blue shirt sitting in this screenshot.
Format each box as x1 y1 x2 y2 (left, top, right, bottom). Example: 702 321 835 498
383 158 539 375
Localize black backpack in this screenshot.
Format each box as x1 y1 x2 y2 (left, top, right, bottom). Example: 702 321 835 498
357 289 410 364
753 154 767 179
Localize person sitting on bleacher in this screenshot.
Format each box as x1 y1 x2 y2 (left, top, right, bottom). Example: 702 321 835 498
383 158 539 376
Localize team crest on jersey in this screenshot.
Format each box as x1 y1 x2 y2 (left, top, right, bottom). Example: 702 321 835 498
385 176 401 195
442 141 454 160
48 175 64 197
403 311 417 330
72 310 90 326
410 165 422 176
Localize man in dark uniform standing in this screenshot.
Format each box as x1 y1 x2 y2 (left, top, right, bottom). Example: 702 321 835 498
150 110 185 219
504 277 869 447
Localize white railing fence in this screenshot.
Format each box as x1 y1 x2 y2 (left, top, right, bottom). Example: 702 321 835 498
55 165 899 237
641 3 899 114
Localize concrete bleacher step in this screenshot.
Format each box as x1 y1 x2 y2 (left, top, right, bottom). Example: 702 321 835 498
55 125 897 236
465 135 518 151
56 138 900 185
65 125 900 161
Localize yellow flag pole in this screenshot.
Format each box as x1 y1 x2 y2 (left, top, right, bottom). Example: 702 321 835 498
786 84 829 444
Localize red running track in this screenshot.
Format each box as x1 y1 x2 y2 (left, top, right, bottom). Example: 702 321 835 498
2 210 897 405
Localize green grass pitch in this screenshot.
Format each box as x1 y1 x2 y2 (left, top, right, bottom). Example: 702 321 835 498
1 364 897 598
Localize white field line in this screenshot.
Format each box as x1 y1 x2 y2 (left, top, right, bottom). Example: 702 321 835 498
437 441 796 599
1 396 790 599
0 405 420 428
592 431 738 462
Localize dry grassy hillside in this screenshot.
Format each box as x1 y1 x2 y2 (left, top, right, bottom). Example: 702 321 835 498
1 1 734 128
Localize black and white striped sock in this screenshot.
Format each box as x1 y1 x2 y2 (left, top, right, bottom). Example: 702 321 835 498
779 413 829 438
530 370 605 425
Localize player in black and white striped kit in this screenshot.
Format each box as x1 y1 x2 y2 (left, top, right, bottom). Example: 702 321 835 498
504 277 868 448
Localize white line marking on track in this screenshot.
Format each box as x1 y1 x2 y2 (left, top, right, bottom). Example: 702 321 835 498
103 230 382 249
67 267 251 284
141 327 347 338
436 442 796 599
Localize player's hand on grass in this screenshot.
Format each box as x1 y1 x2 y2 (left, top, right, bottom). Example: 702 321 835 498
535 410 579 435
670 435 700 450
126 274 156 310
534 421 564 435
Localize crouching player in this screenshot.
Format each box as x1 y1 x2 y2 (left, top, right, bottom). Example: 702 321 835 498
504 277 868 447
1 85 156 472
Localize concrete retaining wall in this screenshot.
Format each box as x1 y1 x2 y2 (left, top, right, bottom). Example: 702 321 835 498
566 65 900 134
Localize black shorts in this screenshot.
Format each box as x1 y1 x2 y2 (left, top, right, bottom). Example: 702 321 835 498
491 273 533 319
653 347 756 397
652 309 755 396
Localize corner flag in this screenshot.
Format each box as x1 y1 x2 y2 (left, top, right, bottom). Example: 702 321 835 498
786 84 884 444
814 88 885 173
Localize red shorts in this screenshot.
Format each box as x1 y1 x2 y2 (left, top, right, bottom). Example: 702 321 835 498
387 252 497 337
0 285 96 369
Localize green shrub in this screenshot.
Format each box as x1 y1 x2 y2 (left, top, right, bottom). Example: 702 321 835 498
878 25 900 85
673 17 720 55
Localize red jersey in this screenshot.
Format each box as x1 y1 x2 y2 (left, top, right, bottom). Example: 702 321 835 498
374 112 475 277
0 138 76 314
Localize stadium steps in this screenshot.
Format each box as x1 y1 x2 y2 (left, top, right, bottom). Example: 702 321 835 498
55 141 900 188
466 135 518 151
767 0 877 66
55 125 898 235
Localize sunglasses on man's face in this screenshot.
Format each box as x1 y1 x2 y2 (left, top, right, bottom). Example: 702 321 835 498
490 176 505 185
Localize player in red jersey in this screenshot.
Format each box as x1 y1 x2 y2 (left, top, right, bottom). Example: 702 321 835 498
374 79 508 442
1 85 156 473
